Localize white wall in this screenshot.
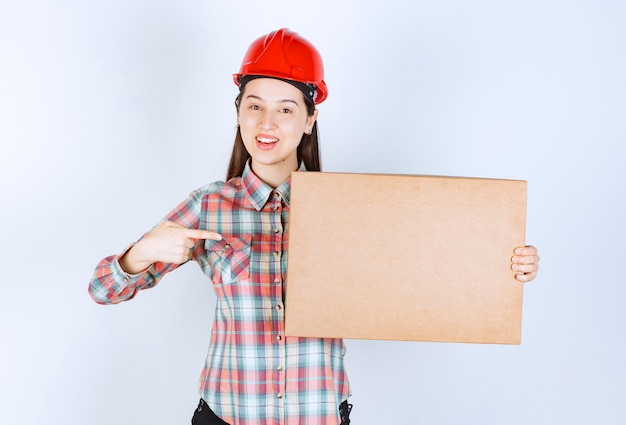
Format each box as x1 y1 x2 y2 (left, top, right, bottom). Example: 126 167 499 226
1 1 624 424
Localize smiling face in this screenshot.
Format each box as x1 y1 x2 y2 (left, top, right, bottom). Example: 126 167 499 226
237 78 318 187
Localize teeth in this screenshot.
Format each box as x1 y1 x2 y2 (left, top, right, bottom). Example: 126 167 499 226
257 137 278 144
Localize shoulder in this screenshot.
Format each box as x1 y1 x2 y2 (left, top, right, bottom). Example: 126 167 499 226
189 178 243 200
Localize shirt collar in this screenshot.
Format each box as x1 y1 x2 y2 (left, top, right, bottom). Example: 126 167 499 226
241 161 307 211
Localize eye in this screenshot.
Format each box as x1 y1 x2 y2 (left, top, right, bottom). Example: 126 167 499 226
279 108 292 114
249 104 261 110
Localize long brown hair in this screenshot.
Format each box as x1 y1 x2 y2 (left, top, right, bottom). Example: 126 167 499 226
226 88 321 181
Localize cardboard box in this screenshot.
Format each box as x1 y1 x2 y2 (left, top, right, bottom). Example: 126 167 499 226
284 172 527 344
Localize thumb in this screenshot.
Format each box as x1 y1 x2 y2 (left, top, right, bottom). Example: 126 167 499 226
159 220 186 229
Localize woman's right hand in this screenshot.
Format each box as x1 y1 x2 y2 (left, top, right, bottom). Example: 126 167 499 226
119 221 222 274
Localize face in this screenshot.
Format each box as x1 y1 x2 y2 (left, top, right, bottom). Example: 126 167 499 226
238 78 317 184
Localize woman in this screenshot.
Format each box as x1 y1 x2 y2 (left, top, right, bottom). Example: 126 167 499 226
89 28 539 425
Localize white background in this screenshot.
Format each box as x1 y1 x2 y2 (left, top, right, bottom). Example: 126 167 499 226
1 0 625 424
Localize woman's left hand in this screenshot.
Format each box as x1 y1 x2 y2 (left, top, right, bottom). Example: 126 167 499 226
512 245 540 283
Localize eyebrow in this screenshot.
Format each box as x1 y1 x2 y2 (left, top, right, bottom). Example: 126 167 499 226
244 94 299 106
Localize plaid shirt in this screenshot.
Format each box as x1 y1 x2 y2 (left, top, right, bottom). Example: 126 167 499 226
89 163 351 425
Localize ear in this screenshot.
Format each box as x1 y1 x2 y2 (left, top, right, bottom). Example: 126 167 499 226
306 109 319 134
235 99 241 126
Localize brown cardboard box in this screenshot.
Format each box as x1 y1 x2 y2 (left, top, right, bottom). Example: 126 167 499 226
284 172 527 344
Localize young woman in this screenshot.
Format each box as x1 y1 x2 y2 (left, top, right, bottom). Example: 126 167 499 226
89 28 540 425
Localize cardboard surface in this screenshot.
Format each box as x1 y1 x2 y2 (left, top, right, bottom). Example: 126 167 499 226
284 172 527 344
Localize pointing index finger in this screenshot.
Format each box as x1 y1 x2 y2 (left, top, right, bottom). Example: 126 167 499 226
183 228 223 241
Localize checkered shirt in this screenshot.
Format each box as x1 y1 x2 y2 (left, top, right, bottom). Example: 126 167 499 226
89 163 351 425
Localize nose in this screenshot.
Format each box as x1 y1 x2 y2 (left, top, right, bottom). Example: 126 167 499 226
259 110 276 129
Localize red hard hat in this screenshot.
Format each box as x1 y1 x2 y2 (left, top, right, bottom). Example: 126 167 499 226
233 28 328 104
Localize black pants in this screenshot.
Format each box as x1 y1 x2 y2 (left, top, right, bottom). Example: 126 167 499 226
191 399 353 424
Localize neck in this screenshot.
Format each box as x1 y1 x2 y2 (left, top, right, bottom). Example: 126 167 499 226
250 158 298 188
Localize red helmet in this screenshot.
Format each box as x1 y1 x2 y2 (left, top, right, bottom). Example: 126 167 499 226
233 28 328 104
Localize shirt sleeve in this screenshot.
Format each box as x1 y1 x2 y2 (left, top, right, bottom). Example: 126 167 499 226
88 187 206 305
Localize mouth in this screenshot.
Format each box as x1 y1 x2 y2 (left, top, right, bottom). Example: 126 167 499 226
256 135 279 150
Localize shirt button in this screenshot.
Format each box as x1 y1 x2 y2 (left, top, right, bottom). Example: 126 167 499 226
276 365 283 371
274 277 281 284
272 227 280 233
276 334 282 342
277 393 283 399
274 251 280 257
275 304 283 311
